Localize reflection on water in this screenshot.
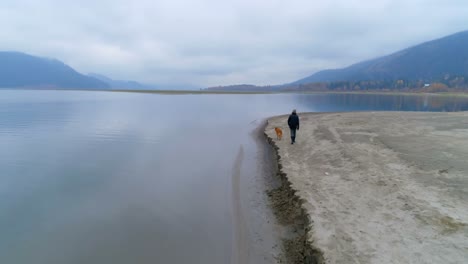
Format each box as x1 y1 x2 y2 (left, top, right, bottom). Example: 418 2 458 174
0 90 467 264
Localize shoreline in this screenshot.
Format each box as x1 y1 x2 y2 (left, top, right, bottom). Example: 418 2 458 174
265 112 468 263
262 121 324 264
3 87 468 97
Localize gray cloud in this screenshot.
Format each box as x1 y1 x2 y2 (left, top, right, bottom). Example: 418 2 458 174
1 0 467 87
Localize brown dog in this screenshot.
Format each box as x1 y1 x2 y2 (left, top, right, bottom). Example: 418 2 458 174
274 127 283 140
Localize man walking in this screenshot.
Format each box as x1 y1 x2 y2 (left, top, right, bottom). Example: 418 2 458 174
287 109 300 144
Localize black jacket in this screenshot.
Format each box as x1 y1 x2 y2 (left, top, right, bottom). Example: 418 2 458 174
288 113 299 129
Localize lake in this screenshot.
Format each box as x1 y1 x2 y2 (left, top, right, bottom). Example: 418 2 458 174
1 90 468 264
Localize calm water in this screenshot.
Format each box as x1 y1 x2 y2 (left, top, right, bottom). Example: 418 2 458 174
1 90 468 264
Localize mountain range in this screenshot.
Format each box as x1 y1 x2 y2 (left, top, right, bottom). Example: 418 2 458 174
2 30 468 91
0 52 110 89
0 51 197 90
0 52 158 90
293 30 468 84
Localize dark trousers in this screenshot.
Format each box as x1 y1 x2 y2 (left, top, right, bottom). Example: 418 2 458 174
290 128 296 142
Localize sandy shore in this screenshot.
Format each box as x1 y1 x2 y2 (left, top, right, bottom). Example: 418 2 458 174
265 112 468 264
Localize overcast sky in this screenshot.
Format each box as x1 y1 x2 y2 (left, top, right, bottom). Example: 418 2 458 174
1 0 467 87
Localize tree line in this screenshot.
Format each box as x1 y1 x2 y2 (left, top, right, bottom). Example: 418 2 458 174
284 75 468 93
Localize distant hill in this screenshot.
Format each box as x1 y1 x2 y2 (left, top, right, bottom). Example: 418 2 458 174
0 52 109 89
88 73 152 90
293 30 468 84
88 73 204 90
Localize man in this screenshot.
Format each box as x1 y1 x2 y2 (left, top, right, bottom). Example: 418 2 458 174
287 109 300 144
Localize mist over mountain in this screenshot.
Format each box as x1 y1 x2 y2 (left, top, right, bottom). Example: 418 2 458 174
88 73 152 90
293 30 468 84
0 52 109 89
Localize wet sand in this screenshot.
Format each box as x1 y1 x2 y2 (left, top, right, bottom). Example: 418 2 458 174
233 120 321 264
265 112 468 264
230 120 292 263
